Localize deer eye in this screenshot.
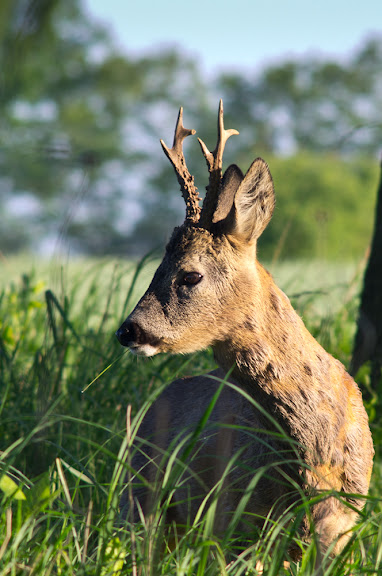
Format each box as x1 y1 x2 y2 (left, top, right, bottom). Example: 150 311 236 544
182 272 203 286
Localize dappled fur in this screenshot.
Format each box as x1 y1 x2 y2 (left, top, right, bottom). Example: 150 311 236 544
117 121 373 558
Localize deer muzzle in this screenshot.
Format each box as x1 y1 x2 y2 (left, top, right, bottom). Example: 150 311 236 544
116 320 161 357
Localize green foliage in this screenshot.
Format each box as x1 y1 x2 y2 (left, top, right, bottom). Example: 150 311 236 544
1 0 382 257
1 256 382 574
257 154 379 260
219 37 382 156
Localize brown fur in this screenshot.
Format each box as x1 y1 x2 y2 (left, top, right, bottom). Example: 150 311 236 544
116 110 374 560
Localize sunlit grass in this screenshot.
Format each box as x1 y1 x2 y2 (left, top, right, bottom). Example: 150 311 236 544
1 254 381 574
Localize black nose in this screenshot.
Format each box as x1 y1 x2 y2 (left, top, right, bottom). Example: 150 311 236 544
115 320 146 348
115 322 132 347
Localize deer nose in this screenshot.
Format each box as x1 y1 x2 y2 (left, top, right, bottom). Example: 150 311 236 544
115 320 146 348
115 322 132 347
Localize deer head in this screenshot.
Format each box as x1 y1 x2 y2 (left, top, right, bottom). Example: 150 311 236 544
116 100 275 357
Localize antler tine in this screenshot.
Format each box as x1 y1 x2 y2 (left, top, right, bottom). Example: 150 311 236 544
160 108 201 224
198 100 239 225
198 100 239 174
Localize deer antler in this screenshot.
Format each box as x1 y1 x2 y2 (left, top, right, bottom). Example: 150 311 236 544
198 100 239 224
160 108 201 224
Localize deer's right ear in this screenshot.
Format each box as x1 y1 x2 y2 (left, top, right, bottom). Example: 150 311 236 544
231 158 275 243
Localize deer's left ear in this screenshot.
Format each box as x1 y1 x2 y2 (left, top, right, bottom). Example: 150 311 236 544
232 158 275 243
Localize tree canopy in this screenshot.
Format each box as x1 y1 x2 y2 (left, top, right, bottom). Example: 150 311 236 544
1 0 381 260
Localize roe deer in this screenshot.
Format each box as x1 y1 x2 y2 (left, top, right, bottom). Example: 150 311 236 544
116 101 373 559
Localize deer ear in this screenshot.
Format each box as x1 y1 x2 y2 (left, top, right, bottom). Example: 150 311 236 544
232 158 275 242
211 164 244 224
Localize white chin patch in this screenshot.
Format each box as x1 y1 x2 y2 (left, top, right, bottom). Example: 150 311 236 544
129 344 159 357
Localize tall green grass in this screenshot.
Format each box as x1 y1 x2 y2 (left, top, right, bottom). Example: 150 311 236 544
0 255 381 575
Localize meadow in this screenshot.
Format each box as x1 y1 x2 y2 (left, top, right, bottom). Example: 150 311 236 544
1 253 381 575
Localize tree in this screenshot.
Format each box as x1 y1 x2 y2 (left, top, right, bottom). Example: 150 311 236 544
0 0 127 252
1 4 382 259
0 0 207 255
351 160 382 389
218 36 382 157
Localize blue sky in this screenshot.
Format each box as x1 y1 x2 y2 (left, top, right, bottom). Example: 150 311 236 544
85 0 381 75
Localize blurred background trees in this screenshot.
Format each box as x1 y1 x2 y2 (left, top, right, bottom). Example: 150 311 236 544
1 0 381 260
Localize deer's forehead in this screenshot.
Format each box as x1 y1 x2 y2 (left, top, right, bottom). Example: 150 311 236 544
165 226 230 267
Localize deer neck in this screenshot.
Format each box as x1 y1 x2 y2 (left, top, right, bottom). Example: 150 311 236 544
213 262 325 400
212 261 356 472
